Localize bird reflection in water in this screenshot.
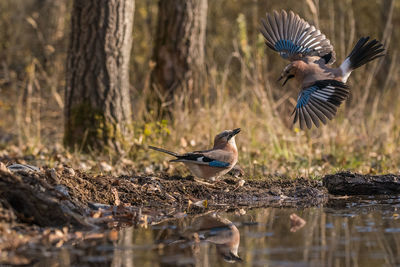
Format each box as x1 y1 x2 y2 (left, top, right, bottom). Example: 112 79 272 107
155 213 242 265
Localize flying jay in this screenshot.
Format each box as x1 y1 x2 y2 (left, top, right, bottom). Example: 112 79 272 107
260 10 385 129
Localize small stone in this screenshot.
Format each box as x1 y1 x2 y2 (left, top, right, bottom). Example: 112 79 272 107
235 208 246 216
180 137 188 147
100 162 112 172
193 199 208 208
54 185 70 197
79 162 90 171
144 166 154 174
49 168 59 183
64 167 75 176
0 162 9 173
238 179 245 187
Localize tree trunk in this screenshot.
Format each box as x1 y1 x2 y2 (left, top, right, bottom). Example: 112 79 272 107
64 0 134 152
151 0 207 113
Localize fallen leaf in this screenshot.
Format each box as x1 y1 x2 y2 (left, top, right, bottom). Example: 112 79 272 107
290 213 306 232
108 229 118 241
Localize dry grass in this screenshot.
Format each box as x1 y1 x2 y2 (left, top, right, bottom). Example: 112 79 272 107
0 0 399 178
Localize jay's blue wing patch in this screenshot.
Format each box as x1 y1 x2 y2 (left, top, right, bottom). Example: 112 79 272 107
175 153 230 168
293 80 349 129
209 161 230 168
260 10 336 64
274 40 311 59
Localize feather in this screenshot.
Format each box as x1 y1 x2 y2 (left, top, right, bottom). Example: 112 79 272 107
302 107 312 129
149 146 179 157
274 10 284 40
293 80 350 129
298 107 305 130
281 10 288 40
305 105 320 128
267 13 280 43
209 161 230 168
293 108 299 125
260 10 336 63
261 19 276 44
309 98 335 120
344 37 385 70
308 102 327 124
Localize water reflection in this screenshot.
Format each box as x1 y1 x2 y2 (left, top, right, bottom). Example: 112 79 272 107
155 213 242 265
33 196 400 266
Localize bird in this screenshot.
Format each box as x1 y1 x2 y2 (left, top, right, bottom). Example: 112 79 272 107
260 10 385 129
149 128 240 180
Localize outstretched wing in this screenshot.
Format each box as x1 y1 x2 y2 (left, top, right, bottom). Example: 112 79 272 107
171 153 230 168
293 80 349 129
260 10 336 64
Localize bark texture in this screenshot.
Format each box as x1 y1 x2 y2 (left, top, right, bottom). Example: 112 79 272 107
323 172 400 195
64 0 134 152
151 0 207 110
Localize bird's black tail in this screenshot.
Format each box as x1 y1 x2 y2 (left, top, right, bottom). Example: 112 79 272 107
148 146 179 157
345 37 385 70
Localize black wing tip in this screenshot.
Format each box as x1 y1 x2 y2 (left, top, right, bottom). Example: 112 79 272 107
315 79 349 89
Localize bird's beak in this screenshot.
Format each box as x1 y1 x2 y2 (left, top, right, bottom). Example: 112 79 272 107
228 128 241 139
281 74 295 87
232 128 241 136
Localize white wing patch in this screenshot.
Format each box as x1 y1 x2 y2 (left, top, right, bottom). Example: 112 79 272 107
340 58 352 83
311 85 336 101
197 156 204 162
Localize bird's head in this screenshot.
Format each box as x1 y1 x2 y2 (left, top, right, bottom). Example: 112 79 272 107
278 63 297 86
213 128 241 148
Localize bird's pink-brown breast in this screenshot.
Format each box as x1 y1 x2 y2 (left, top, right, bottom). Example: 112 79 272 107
184 162 230 179
292 58 342 86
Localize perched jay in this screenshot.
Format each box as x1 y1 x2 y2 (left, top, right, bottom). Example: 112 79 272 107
149 128 240 180
260 10 385 129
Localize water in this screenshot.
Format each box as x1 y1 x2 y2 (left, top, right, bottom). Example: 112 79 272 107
35 196 400 266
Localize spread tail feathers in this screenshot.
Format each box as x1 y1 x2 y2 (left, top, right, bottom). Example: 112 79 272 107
345 37 385 70
148 146 179 157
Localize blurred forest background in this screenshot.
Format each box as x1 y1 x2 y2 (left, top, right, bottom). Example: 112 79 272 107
0 0 399 178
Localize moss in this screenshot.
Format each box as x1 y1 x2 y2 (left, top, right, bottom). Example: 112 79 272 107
64 102 132 153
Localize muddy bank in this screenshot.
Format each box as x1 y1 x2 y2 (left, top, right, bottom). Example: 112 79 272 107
0 167 326 227
2 168 400 228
